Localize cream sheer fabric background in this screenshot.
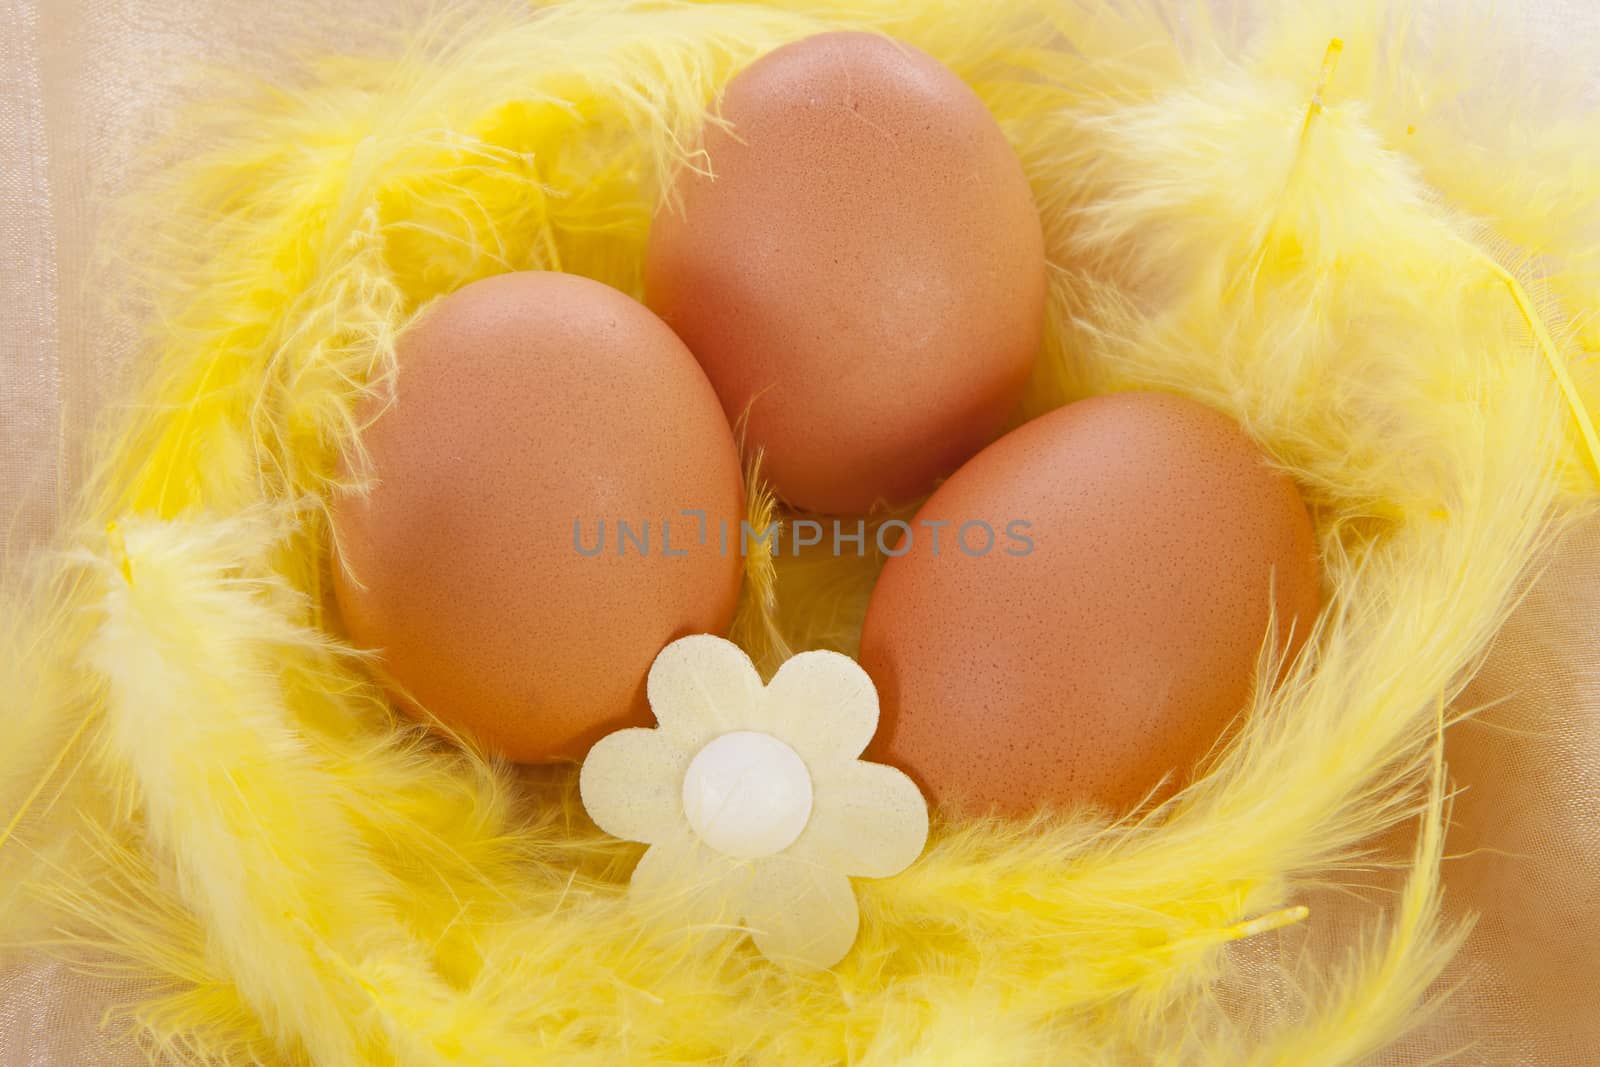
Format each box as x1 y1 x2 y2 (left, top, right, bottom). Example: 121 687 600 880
1 0 1595 1063
0 0 428 564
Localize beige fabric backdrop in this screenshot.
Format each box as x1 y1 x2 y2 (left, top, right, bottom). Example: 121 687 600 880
0 0 430 563
2 1 1596 1064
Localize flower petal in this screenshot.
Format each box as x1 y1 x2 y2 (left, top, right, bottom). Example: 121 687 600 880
647 635 764 748
799 759 929 878
762 650 879 763
578 728 688 845
738 852 860 971
629 830 752 938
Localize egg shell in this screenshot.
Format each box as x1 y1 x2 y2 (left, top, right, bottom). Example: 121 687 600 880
332 271 745 762
645 31 1046 515
858 392 1322 815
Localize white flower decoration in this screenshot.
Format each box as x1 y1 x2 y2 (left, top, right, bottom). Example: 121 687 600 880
579 635 929 971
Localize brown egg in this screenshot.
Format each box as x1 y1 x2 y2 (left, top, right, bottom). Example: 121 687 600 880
332 271 745 762
858 392 1321 815
646 31 1046 515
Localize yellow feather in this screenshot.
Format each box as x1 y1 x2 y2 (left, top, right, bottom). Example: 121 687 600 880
83 514 572 1065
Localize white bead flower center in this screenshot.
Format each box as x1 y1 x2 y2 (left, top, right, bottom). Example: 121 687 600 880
681 730 814 859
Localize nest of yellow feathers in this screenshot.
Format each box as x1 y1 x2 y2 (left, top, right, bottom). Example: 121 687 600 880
3 1 1597 1065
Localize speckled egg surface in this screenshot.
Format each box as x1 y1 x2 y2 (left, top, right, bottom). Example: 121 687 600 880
645 31 1046 515
332 271 745 763
858 392 1322 815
